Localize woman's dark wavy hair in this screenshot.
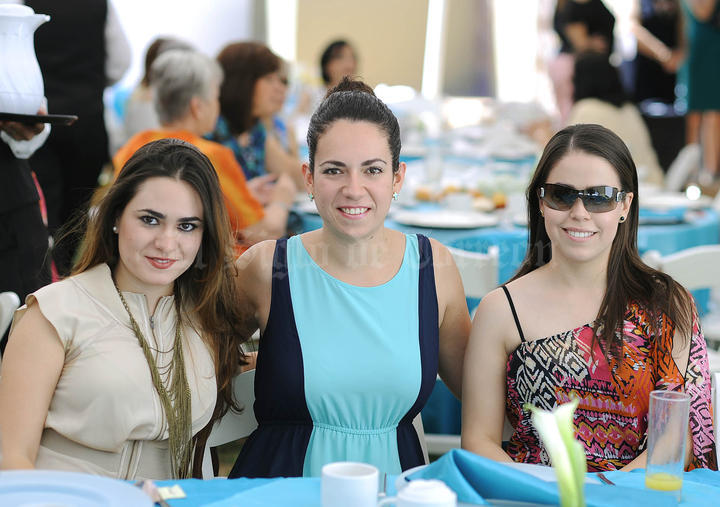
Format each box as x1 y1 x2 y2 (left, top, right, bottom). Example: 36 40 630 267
307 77 400 173
72 139 247 476
217 41 281 135
320 39 354 85
513 124 692 360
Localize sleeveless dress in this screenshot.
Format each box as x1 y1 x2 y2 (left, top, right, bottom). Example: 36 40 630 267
501 286 717 472
682 1 720 110
229 234 439 477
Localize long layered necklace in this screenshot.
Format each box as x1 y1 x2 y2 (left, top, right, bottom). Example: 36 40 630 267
115 285 192 479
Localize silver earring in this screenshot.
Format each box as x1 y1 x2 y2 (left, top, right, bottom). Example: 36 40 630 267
112 225 118 233
308 193 314 201
392 192 399 201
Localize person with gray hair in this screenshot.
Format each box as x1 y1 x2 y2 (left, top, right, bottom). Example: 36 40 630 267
113 49 295 255
122 37 195 141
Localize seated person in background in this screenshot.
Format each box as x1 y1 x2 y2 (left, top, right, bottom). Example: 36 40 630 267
210 42 303 189
228 78 471 478
569 52 665 186
263 62 299 159
320 39 358 91
114 49 295 253
0 139 248 479
122 36 194 142
462 124 716 471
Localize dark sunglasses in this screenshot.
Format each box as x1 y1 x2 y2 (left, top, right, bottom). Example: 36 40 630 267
538 183 627 213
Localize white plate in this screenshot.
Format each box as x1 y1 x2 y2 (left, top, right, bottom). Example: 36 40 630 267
295 200 319 215
640 192 712 211
0 470 153 507
512 213 527 226
294 191 311 204
502 462 599 484
392 210 499 229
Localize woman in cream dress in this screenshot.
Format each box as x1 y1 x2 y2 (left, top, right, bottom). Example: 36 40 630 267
0 139 248 479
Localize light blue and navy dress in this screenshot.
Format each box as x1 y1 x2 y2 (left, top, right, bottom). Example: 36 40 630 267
229 234 439 478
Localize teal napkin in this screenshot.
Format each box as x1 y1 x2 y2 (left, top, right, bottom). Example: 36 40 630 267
407 449 677 506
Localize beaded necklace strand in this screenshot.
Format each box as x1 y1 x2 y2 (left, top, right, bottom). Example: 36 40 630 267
115 285 192 479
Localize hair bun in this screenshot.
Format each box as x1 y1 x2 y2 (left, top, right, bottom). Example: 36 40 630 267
326 76 375 98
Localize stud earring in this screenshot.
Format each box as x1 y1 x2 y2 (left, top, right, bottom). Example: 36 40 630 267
112 225 118 233
392 192 399 201
308 193 314 202
619 216 626 223
540 209 544 218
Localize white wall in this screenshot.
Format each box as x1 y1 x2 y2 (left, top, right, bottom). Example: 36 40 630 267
112 0 255 88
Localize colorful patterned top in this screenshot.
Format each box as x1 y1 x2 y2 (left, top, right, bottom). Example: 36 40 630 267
208 116 267 180
504 288 717 472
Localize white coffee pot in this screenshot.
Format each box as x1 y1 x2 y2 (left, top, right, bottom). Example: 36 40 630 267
0 4 49 114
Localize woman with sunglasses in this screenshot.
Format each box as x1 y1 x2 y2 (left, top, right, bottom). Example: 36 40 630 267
462 124 716 471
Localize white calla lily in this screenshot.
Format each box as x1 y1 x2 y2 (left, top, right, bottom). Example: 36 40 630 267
524 398 587 507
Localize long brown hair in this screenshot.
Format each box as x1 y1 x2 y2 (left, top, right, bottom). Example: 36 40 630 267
73 138 247 475
216 41 282 134
513 124 693 360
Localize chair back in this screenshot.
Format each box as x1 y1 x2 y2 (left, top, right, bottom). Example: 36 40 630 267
447 245 499 300
0 291 20 339
642 246 720 293
664 143 701 191
202 369 258 478
643 246 720 363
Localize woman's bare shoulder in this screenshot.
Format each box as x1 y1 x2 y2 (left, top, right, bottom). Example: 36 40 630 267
236 240 278 283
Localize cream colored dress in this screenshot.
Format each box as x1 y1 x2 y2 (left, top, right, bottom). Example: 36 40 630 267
11 263 216 480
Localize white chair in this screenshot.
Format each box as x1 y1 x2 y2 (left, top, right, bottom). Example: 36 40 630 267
423 246 500 456
202 369 258 479
712 190 720 214
411 414 430 464
642 246 720 366
447 245 500 317
0 291 21 340
664 143 701 192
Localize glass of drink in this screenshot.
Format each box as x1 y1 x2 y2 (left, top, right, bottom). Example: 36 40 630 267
644 390 690 501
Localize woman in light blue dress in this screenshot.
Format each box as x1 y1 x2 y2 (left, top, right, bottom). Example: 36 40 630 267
229 78 471 478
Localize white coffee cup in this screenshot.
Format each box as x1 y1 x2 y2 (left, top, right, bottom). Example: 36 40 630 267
378 479 457 507
321 461 379 507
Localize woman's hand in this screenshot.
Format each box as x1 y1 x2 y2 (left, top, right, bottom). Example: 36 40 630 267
247 174 279 206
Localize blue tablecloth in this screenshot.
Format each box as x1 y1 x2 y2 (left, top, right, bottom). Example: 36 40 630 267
156 462 720 506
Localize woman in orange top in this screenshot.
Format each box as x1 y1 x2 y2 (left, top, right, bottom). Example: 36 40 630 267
114 49 294 253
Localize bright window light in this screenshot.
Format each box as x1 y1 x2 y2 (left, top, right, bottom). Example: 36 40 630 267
266 0 297 62
421 0 448 100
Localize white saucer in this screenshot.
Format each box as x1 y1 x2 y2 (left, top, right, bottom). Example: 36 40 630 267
392 210 499 229
0 470 153 507
295 200 319 214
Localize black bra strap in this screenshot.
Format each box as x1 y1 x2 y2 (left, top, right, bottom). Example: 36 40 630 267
501 285 526 342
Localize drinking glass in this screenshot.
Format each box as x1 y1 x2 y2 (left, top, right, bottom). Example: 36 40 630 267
644 390 690 501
